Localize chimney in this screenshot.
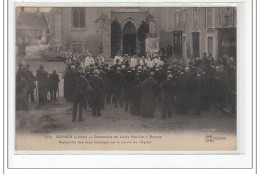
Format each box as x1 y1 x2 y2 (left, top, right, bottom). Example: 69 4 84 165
37 7 40 12
21 7 24 12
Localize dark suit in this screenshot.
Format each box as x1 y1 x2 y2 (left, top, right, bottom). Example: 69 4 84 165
36 69 49 106
49 73 60 100
159 80 176 118
25 70 35 102
72 75 89 121
91 76 105 116
140 77 158 117
112 72 123 108
129 79 142 115
122 71 135 111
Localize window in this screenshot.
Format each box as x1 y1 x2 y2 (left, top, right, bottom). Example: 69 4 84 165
192 8 199 29
179 10 183 30
175 10 179 30
72 7 85 28
223 8 230 27
183 9 186 30
206 8 213 28
222 7 235 27
208 37 213 55
182 36 186 58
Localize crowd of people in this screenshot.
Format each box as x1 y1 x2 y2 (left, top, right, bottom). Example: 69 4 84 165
61 51 236 122
16 49 236 122
16 64 60 110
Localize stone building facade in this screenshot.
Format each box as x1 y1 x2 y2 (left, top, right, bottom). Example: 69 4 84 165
169 7 236 60
46 7 171 58
45 7 236 60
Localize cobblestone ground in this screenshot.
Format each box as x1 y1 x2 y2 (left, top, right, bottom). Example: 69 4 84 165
15 59 236 135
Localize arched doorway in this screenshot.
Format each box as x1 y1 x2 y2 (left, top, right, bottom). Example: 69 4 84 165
122 22 137 56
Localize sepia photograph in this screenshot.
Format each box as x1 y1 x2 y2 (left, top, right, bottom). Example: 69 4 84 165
15 6 237 151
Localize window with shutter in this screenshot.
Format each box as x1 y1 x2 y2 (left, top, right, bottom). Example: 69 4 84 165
72 8 85 28
179 10 183 30
193 8 199 29
176 11 179 30
208 37 213 55
206 8 213 28
183 9 186 30
222 8 230 27
229 8 234 26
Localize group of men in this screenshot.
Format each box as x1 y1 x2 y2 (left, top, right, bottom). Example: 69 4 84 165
62 52 236 122
16 63 60 110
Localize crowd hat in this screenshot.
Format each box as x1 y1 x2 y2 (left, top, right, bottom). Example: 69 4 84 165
93 69 99 76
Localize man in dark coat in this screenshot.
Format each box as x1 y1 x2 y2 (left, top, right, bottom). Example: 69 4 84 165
159 74 176 118
122 67 135 111
201 71 211 111
183 67 194 112
227 58 236 114
49 70 60 100
16 66 29 110
104 65 113 105
36 65 49 106
97 66 107 109
214 65 228 108
62 64 75 102
25 64 36 103
129 73 142 115
175 70 187 114
72 70 89 122
68 66 77 102
85 67 93 82
140 72 158 118
112 67 123 108
85 67 94 108
91 70 105 116
192 69 204 115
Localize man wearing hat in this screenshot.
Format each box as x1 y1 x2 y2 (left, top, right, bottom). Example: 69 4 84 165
159 74 176 118
97 66 107 109
49 70 60 101
25 64 36 103
91 69 105 116
66 65 77 102
16 65 29 110
175 68 187 114
129 73 142 115
122 67 135 111
192 69 204 115
103 64 113 105
72 70 90 122
111 67 123 108
36 64 49 106
140 72 158 118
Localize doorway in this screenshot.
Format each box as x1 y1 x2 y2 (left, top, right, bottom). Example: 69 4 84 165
192 32 200 58
173 31 182 59
122 22 136 56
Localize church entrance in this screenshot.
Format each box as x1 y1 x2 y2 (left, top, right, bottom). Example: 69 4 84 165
122 22 136 56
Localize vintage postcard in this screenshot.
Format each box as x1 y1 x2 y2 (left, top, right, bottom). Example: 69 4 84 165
14 6 238 152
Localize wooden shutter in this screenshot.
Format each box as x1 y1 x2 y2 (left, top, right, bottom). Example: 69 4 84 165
206 8 213 28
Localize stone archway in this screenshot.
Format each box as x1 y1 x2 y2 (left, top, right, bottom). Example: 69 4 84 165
121 17 139 56
122 22 137 56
